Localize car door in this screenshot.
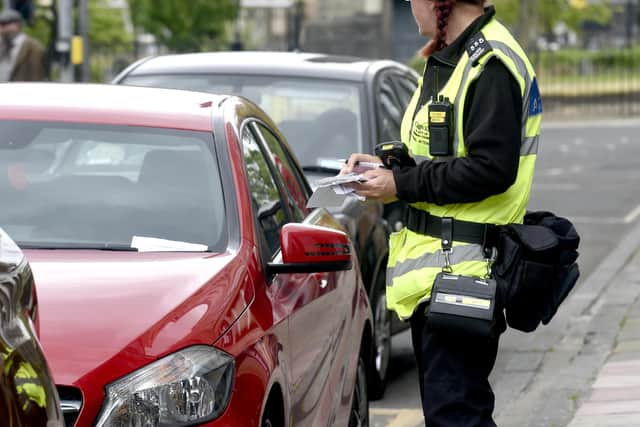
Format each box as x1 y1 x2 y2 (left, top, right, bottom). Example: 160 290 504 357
242 122 347 425
375 70 419 335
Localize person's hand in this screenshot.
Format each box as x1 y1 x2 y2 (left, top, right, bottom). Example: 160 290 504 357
341 153 383 175
350 167 398 203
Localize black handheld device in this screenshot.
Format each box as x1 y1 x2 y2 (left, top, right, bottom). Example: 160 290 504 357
374 141 416 169
428 95 454 157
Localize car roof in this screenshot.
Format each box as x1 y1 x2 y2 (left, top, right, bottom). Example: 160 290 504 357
0 83 227 132
122 51 412 82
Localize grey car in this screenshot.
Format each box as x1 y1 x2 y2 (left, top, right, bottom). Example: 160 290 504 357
114 51 419 399
0 227 64 427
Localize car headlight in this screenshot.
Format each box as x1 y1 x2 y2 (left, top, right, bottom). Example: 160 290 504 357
95 346 234 427
0 228 24 273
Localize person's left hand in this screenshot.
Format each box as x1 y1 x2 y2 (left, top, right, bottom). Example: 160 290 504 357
350 167 397 202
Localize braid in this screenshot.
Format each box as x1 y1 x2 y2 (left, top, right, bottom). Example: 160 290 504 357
418 0 485 57
421 0 456 57
435 0 455 50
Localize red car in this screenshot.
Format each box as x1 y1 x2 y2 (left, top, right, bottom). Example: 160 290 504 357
0 83 373 426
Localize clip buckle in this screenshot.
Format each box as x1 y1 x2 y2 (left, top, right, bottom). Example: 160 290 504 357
441 217 454 273
443 248 453 273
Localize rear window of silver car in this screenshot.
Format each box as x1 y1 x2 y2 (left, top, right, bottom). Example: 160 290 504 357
122 74 365 168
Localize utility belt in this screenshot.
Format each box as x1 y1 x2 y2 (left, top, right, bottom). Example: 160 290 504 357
405 207 497 256
403 207 581 336
404 206 503 338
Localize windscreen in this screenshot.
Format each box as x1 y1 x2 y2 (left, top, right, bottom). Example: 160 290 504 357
122 74 364 168
0 121 226 252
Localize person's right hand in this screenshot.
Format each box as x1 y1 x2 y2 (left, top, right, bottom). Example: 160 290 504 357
341 153 383 174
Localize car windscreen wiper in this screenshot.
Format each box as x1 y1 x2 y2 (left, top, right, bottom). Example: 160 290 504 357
17 242 139 251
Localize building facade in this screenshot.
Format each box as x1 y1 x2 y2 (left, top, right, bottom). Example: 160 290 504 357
238 0 424 62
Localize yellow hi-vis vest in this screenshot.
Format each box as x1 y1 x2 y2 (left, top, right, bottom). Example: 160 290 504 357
387 17 542 320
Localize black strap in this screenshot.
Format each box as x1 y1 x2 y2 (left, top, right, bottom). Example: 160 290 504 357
441 217 453 251
405 207 497 251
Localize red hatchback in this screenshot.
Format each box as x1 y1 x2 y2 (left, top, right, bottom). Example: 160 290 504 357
0 84 373 426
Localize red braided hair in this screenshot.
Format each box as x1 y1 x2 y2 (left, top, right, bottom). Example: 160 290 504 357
419 0 485 58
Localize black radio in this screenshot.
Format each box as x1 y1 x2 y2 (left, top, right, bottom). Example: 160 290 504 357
428 95 454 157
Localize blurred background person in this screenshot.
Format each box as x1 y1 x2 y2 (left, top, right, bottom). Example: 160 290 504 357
0 8 46 82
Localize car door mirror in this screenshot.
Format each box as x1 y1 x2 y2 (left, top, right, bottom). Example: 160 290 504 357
267 223 352 274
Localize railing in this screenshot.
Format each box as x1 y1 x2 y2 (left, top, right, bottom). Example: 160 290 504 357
535 47 640 120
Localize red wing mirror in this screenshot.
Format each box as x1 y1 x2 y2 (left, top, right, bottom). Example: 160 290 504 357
267 223 353 274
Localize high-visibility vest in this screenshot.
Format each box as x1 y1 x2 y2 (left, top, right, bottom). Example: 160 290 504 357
387 17 542 320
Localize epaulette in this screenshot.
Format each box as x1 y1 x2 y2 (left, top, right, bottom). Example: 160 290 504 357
466 32 493 66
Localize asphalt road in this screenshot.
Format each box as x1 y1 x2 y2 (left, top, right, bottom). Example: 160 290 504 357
370 119 640 427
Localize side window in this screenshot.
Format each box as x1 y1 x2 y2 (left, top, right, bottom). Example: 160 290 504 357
255 124 310 221
377 74 404 142
241 126 287 258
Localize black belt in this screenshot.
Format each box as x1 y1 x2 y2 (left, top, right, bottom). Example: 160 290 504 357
404 207 497 251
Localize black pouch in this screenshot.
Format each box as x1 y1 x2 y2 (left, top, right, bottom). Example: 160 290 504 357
426 273 503 338
492 211 580 333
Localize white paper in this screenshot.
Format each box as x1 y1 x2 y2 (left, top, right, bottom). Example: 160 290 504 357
131 236 208 252
307 173 367 208
314 172 368 188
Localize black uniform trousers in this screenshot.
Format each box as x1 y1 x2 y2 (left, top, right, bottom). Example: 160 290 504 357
410 303 502 427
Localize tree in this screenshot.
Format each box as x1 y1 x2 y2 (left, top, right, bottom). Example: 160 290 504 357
89 0 133 54
23 0 132 80
128 0 239 53
493 0 614 44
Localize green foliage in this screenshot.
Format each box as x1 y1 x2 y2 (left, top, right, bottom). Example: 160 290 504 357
128 0 239 52
89 0 133 53
23 6 55 49
492 0 614 33
408 55 425 75
24 1 132 57
538 46 640 73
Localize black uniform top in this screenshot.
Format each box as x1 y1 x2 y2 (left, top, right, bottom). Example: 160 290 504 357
393 7 523 206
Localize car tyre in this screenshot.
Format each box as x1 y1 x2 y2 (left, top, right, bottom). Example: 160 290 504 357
368 270 391 400
261 398 282 427
349 355 370 427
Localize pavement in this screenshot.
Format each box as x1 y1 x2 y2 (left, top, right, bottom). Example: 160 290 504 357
566 255 640 426
493 212 640 427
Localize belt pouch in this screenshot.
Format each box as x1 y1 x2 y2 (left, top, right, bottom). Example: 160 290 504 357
426 273 500 338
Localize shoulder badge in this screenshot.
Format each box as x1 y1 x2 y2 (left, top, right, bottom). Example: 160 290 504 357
529 77 543 116
466 32 493 66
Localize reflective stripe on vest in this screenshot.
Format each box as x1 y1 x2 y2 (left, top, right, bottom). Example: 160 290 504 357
389 18 541 320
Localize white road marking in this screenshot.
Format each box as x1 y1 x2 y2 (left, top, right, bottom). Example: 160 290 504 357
569 165 583 174
571 217 625 225
542 168 565 176
370 409 424 427
570 205 640 225
543 119 640 130
533 183 579 191
624 205 640 224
